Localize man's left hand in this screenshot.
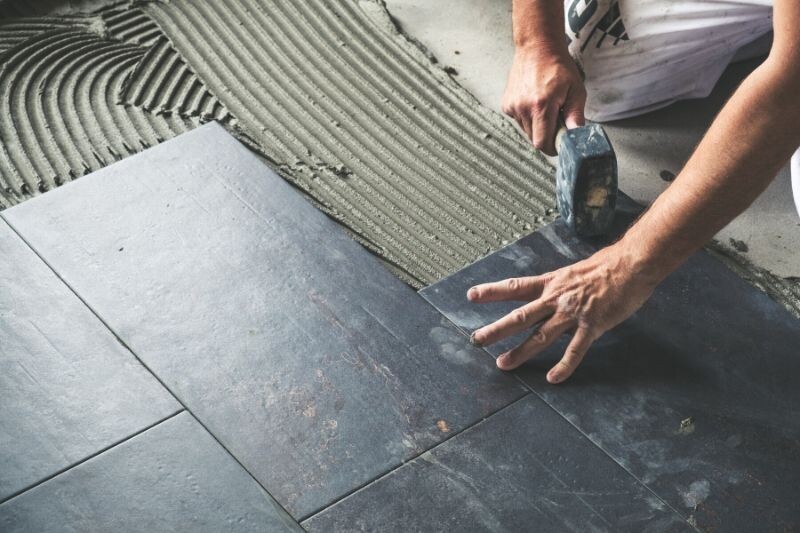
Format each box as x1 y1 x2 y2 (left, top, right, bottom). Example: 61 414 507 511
467 243 658 383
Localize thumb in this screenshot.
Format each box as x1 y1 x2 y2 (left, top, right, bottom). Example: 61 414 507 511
562 88 586 129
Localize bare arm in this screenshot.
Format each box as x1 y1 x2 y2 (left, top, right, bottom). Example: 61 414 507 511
471 0 800 383
624 0 800 278
503 0 586 154
510 0 565 52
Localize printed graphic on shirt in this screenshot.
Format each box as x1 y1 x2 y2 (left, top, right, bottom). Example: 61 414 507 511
566 0 629 52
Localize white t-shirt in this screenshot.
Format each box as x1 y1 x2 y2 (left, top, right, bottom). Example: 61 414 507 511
563 1 800 216
566 0 773 121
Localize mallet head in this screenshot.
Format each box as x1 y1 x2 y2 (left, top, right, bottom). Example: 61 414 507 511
555 124 618 237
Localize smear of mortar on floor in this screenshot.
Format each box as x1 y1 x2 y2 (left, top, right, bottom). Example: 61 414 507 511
0 0 798 320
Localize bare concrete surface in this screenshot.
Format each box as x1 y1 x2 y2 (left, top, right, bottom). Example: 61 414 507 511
385 0 799 278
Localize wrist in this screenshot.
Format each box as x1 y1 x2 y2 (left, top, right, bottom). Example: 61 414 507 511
514 38 571 63
611 234 678 288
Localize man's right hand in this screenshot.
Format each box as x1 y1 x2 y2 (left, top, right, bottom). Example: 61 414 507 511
502 46 587 156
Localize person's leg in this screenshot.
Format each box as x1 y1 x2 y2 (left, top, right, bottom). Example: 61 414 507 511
564 0 773 122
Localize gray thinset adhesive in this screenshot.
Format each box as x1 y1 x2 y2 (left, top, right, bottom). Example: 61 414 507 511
120 36 233 123
0 0 797 318
139 0 556 286
0 22 197 205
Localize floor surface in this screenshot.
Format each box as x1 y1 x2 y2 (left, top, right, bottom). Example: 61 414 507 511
1 0 797 317
2 124 798 531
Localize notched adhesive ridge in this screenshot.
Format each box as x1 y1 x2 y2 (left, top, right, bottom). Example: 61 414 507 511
0 27 195 208
1 0 797 318
101 5 164 47
140 0 556 286
119 35 234 123
0 15 98 58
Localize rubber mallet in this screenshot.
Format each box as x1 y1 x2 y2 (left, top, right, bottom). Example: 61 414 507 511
553 123 618 237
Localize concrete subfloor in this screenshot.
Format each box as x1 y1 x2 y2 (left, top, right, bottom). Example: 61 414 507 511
385 0 799 278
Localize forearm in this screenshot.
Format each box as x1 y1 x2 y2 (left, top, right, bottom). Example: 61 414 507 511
512 0 568 57
621 57 800 282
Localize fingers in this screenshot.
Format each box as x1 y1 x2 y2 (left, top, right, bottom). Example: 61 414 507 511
467 276 545 303
563 85 587 129
470 300 552 347
496 313 574 370
547 326 595 384
532 101 559 156
519 111 533 141
502 104 533 143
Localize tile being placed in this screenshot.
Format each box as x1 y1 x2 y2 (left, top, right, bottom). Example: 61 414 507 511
0 219 179 501
2 122 526 519
304 396 689 532
420 204 800 531
0 412 301 532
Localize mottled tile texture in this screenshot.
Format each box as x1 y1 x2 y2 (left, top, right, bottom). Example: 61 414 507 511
0 413 300 532
0 220 178 501
3 123 526 519
421 204 800 531
304 396 688 532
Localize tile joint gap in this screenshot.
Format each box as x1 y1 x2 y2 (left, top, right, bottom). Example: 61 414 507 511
0 217 299 526
299 392 531 524
421 294 695 530
0 409 184 506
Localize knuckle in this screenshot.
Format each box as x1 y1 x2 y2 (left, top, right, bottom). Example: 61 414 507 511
532 328 548 345
530 95 548 111
505 277 521 292
511 308 528 326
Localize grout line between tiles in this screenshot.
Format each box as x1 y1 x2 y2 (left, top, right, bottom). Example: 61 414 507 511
299 392 531 524
0 217 302 528
421 295 698 531
0 409 185 506
514 379 696 530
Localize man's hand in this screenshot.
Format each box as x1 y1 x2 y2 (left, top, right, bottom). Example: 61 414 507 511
504 0 586 155
502 47 586 155
467 243 658 384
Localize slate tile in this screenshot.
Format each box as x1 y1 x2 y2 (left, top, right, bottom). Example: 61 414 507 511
0 220 179 501
303 396 690 532
0 412 301 532
420 206 800 530
2 123 527 519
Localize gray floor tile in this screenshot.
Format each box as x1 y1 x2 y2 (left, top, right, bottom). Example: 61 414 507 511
420 205 800 531
303 395 690 532
0 220 179 501
2 123 526 518
0 412 301 532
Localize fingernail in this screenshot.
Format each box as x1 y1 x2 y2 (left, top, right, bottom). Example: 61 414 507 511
469 332 482 346
467 287 477 301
